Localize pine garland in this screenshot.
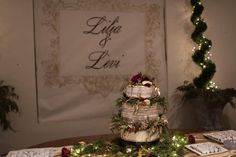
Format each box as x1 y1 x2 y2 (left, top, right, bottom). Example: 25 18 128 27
116 94 167 109
112 94 168 135
177 0 236 109
190 0 216 90
62 132 187 157
110 113 168 134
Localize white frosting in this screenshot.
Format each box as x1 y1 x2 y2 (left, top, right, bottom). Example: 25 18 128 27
122 103 158 121
120 83 163 142
121 130 159 142
126 85 154 98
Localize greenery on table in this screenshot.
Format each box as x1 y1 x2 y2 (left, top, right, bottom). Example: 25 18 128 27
177 0 236 109
0 80 19 131
63 131 187 157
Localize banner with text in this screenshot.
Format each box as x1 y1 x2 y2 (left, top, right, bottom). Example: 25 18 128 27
34 0 167 122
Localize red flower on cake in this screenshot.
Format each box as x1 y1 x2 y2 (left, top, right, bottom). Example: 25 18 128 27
131 73 142 84
62 147 70 157
131 73 154 86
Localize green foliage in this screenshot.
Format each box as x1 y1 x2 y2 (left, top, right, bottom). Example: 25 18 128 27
177 0 236 110
70 141 120 157
68 132 187 157
111 113 167 134
111 114 130 133
150 97 168 110
112 94 168 134
0 80 19 131
177 81 236 109
116 94 167 108
190 0 215 89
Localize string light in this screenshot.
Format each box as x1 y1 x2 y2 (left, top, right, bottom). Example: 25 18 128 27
191 0 217 90
206 81 218 91
126 148 132 153
66 134 187 157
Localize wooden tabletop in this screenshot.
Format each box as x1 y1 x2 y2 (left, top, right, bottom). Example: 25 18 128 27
30 134 119 148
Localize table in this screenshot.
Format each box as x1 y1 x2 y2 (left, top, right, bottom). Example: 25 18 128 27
30 132 236 157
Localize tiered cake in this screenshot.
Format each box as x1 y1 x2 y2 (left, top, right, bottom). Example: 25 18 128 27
111 73 168 142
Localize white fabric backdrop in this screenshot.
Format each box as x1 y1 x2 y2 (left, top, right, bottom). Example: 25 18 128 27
34 0 167 122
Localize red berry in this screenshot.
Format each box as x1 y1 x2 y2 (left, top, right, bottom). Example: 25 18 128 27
62 147 70 157
188 135 196 144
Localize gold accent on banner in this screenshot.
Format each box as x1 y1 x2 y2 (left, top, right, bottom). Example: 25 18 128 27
39 0 162 96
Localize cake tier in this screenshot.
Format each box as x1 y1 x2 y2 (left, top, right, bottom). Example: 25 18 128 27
126 85 159 98
121 130 160 142
121 103 158 121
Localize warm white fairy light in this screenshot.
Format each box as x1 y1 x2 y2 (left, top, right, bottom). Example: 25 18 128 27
206 81 218 91
204 51 212 61
195 17 201 25
198 44 202 50
126 148 132 153
191 0 218 91
149 147 155 151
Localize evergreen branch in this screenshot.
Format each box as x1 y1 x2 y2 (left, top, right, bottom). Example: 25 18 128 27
0 80 19 131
